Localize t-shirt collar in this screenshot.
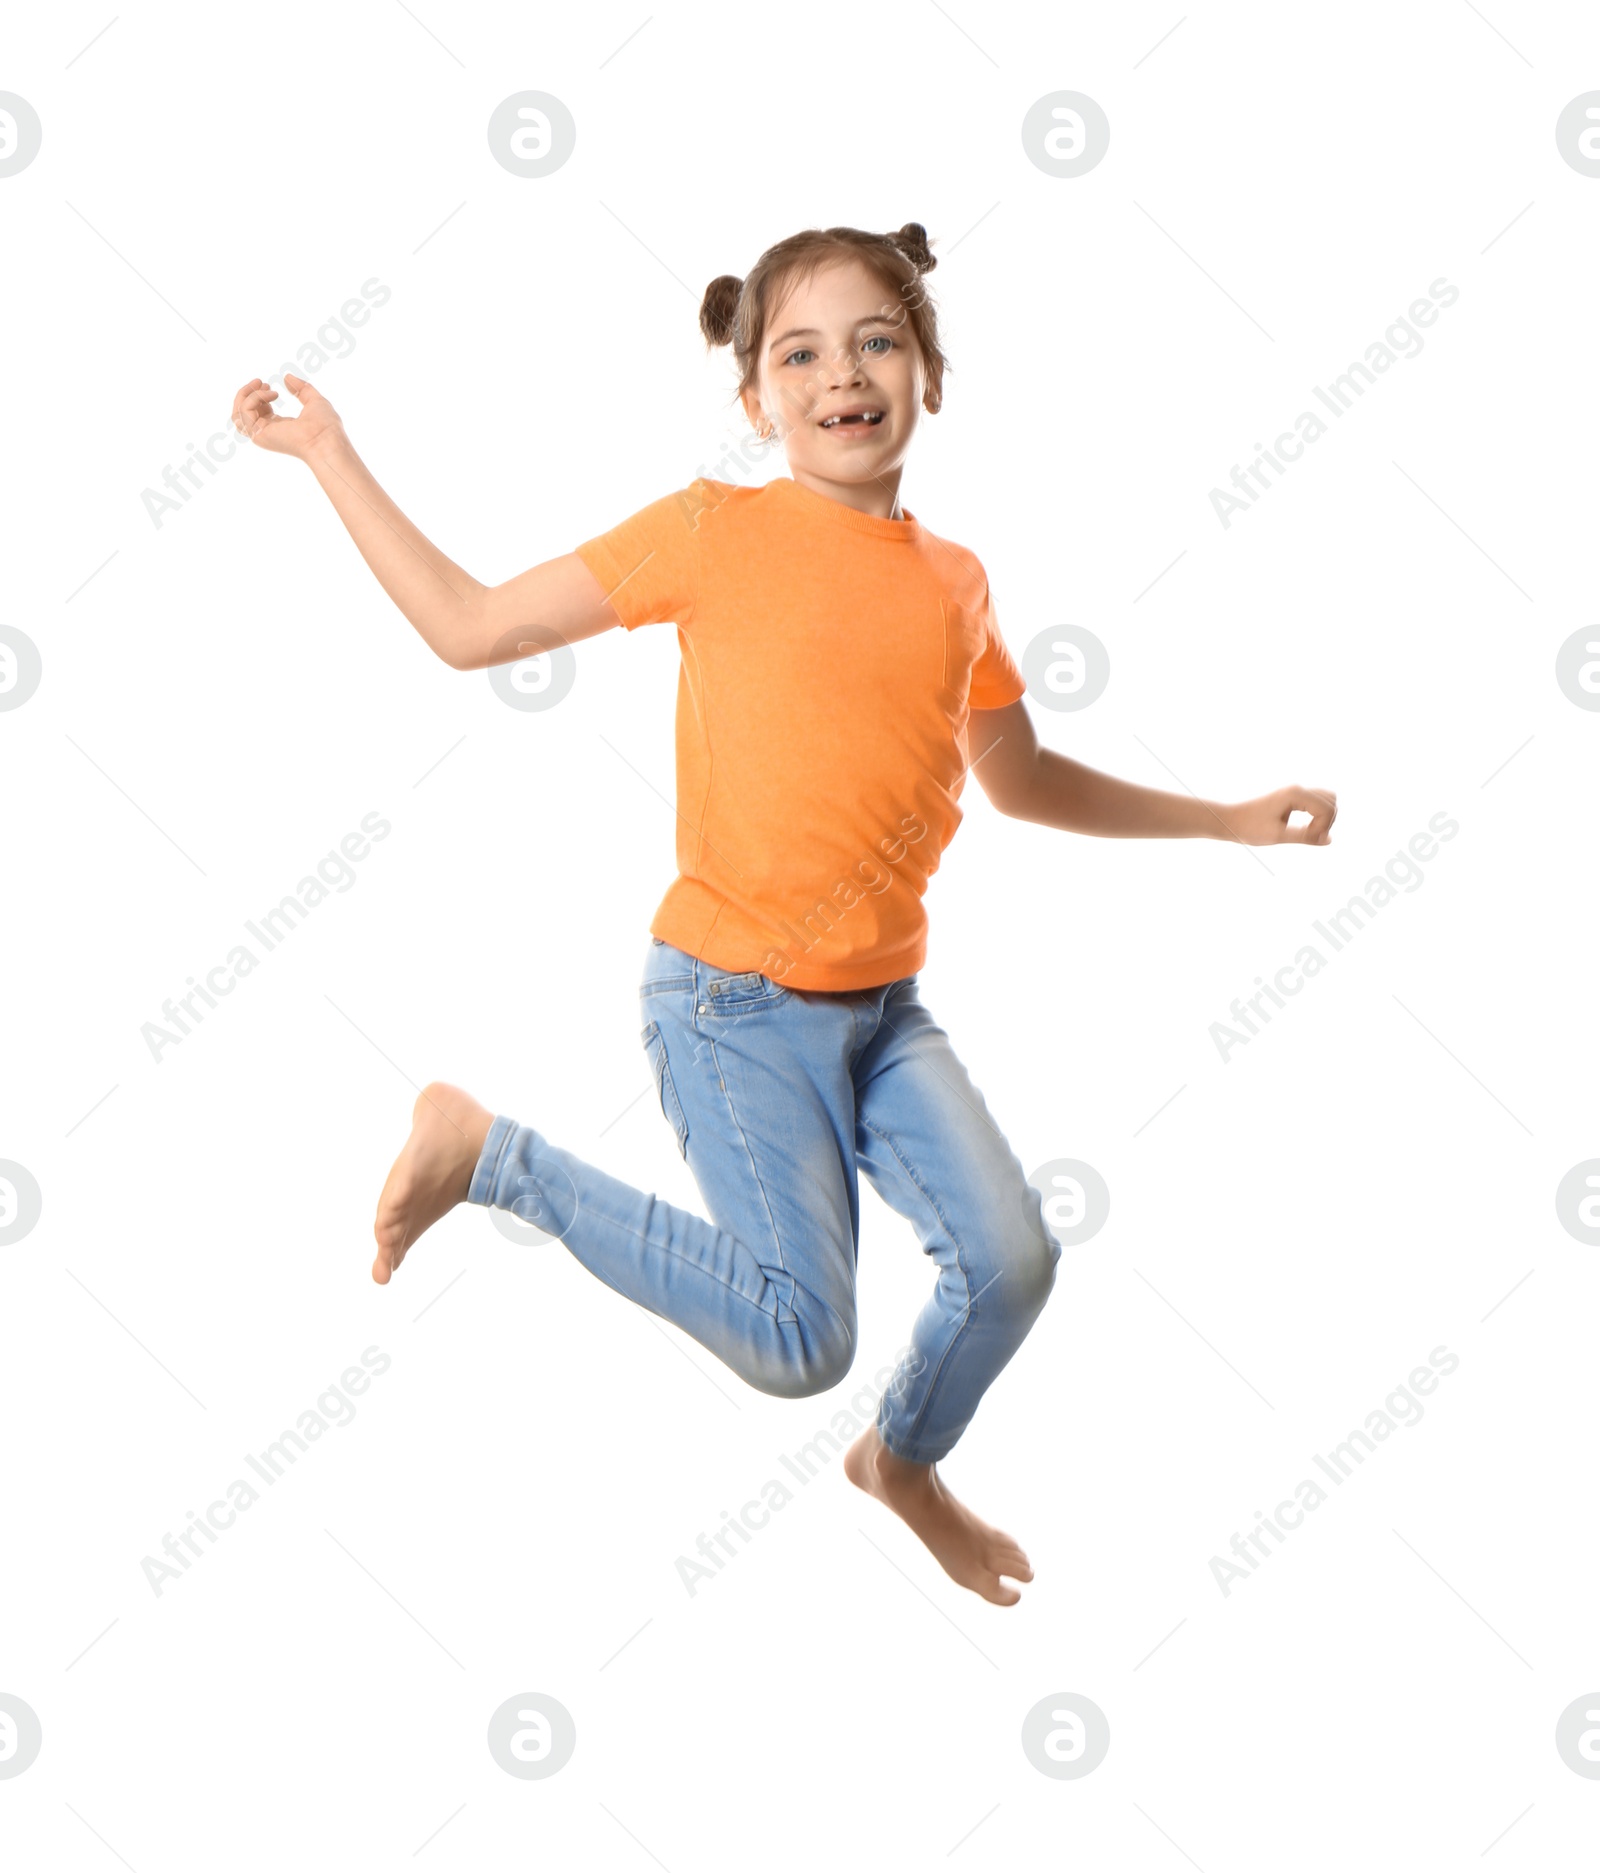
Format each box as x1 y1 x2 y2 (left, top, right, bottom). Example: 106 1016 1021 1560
769 475 922 541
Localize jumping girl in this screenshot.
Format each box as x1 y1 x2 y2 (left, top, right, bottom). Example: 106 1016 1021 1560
230 221 1336 1605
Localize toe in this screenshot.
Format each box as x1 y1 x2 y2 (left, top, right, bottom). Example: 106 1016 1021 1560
371 1219 404 1283
980 1573 1022 1607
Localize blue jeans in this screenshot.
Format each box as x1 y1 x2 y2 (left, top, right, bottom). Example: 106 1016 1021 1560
466 936 1061 1462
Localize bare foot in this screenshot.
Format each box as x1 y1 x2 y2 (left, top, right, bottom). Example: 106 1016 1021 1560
372 1082 494 1284
844 1422 1034 1607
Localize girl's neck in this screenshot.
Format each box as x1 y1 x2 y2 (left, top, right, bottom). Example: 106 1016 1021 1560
787 465 907 524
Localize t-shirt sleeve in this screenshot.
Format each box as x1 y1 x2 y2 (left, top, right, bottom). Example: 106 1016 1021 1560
573 481 705 632
967 571 1028 710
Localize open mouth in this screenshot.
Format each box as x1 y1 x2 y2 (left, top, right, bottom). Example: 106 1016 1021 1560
819 410 885 429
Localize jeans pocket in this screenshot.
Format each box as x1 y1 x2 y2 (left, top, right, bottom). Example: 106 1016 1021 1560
640 1019 690 1159
701 969 789 1014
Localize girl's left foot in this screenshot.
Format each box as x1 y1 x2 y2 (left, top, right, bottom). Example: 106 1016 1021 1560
843 1423 1034 1606
372 1081 494 1284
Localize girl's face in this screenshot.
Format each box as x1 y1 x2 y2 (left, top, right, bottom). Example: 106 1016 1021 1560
743 253 927 483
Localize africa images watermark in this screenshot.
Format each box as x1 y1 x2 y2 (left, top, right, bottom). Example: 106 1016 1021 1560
1210 1345 1460 1597
141 811 391 1063
140 276 394 529
1210 810 1458 1063
674 1346 915 1595
759 812 931 984
1209 277 1459 528
140 1346 393 1597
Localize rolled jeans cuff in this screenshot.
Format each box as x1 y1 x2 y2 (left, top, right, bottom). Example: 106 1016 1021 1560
466 1115 579 1240
467 1115 515 1208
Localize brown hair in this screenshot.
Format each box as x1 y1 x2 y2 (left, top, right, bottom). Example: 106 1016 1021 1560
699 222 948 423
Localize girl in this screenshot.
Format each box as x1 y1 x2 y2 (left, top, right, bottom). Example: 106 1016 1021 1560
231 221 1335 1606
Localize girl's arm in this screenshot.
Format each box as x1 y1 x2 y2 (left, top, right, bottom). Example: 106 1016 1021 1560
230 373 622 670
968 699 1337 846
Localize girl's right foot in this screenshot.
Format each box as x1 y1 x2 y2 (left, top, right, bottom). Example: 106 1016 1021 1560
843 1422 1035 1606
372 1082 495 1283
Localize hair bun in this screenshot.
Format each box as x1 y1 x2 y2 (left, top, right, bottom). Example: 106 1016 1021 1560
891 222 936 274
699 274 742 347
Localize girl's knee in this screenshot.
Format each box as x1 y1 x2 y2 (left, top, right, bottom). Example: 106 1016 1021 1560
999 1218 1061 1319
749 1316 856 1400
1017 1187 1063 1307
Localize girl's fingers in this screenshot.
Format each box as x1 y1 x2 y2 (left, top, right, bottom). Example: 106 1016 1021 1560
231 379 267 424
1288 785 1337 844
231 379 282 434
238 384 280 437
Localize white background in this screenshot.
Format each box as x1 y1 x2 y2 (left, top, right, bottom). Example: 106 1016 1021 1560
2 1 1596 1865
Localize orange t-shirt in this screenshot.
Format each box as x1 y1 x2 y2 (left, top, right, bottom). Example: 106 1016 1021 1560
575 474 1027 991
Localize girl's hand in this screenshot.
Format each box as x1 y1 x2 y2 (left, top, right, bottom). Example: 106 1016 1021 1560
230 372 347 462
1226 785 1337 846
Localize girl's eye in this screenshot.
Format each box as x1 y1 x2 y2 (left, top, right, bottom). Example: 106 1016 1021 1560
780 335 894 367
